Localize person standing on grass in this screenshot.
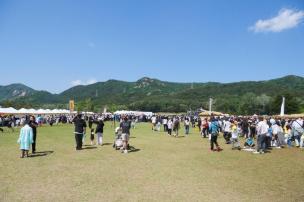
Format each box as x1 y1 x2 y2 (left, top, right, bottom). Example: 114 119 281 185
184 118 190 135
167 118 173 136
151 115 157 131
29 116 38 154
173 117 180 137
73 114 87 150
163 117 168 132
291 117 303 147
223 118 232 144
201 118 209 138
209 117 222 152
94 117 105 146
120 116 131 154
231 121 241 150
17 120 33 158
254 117 269 154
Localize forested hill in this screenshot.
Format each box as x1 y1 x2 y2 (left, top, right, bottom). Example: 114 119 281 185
1 75 304 115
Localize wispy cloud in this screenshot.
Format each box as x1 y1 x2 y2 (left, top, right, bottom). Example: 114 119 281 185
88 42 96 48
71 78 97 86
249 8 304 33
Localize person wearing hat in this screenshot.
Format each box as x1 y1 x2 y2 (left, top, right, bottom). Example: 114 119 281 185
73 114 87 150
17 120 34 158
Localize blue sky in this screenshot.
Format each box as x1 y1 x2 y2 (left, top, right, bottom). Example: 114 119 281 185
0 0 303 93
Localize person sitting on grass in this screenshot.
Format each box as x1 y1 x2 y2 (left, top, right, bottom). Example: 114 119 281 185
231 121 241 150
244 136 255 149
17 120 34 158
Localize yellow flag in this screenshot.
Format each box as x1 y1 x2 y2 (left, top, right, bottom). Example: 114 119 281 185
69 100 75 112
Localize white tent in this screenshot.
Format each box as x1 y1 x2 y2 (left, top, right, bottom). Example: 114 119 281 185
0 107 18 114
18 108 29 114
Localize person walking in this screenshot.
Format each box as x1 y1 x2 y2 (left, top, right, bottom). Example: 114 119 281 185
73 114 87 150
209 118 222 152
17 120 34 158
120 116 131 154
223 118 232 144
184 118 190 135
95 117 105 146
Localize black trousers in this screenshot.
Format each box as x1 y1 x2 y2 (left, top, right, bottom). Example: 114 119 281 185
32 133 37 152
223 132 231 143
202 128 208 138
163 124 168 132
210 135 219 150
75 133 83 150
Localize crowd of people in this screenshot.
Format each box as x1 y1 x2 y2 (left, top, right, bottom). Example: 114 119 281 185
1 111 303 157
149 114 304 153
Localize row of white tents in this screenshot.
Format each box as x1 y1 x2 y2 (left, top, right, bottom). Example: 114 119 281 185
0 107 74 115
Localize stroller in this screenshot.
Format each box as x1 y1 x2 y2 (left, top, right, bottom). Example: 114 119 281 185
113 127 123 150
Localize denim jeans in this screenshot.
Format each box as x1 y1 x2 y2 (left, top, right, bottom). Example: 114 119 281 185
257 134 266 152
185 125 190 135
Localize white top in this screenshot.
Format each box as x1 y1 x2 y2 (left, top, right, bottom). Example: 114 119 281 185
151 116 156 124
257 120 269 135
223 120 231 132
292 118 303 131
167 120 173 129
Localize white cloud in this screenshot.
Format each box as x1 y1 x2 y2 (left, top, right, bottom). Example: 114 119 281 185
71 78 97 86
249 8 304 33
88 42 96 48
87 78 97 85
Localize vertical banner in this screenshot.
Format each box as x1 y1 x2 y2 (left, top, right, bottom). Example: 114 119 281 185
280 97 285 116
69 100 75 112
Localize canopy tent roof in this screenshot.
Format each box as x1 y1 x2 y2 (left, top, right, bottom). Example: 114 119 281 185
199 111 223 116
114 110 153 116
0 107 73 115
0 107 19 114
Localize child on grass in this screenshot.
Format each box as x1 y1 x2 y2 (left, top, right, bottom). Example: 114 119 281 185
90 128 95 145
244 137 255 149
231 121 241 150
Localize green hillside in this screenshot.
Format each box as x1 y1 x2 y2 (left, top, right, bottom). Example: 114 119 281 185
1 75 304 115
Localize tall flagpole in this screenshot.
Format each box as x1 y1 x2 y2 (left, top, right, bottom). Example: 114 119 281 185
209 98 213 115
280 96 285 116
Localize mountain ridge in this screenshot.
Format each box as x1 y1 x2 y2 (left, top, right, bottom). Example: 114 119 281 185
1 75 304 114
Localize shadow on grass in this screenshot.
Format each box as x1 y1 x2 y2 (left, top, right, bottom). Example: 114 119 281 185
128 146 140 153
82 146 97 150
129 136 136 139
29 151 54 158
102 143 112 146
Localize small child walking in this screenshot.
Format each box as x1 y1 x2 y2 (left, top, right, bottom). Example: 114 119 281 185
231 121 241 150
90 128 95 145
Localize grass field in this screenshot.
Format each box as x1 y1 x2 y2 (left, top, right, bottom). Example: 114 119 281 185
0 122 304 202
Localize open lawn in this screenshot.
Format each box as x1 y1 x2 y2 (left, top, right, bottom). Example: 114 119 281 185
0 123 303 202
